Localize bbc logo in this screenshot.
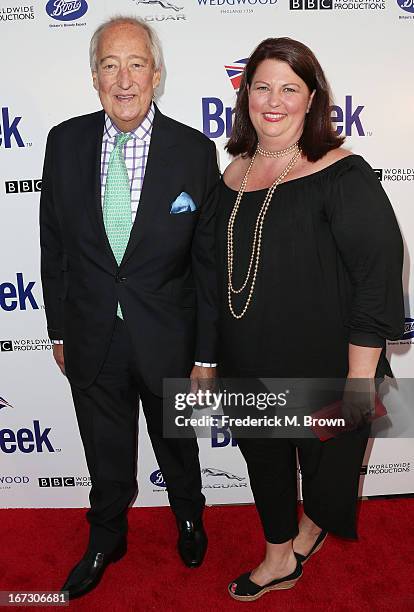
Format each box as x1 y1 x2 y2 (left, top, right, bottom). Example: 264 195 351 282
360 466 368 475
373 169 383 181
0 340 13 352
290 0 333 8
5 179 42 194
38 477 75 487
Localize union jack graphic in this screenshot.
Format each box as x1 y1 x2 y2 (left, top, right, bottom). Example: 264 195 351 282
0 396 13 410
224 58 249 91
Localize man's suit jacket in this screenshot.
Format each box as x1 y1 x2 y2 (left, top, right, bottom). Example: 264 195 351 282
40 106 220 395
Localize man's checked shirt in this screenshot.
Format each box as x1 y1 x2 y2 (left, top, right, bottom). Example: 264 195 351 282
101 102 154 221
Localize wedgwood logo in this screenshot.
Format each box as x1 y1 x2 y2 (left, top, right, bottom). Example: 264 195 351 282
45 0 88 21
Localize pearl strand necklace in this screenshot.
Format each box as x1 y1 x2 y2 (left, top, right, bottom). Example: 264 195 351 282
257 141 299 158
227 144 301 319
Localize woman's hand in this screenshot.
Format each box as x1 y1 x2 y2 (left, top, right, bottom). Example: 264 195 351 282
341 376 376 427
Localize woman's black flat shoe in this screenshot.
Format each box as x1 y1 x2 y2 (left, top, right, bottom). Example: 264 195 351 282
294 530 328 565
228 560 302 602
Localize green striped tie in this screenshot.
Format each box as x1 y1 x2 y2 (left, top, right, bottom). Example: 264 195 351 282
103 132 132 319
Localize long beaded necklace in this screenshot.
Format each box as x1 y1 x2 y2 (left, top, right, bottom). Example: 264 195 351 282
227 143 302 320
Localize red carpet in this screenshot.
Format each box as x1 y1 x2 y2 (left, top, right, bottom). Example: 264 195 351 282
0 500 413 611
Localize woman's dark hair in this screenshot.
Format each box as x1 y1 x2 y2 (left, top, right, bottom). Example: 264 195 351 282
226 37 344 162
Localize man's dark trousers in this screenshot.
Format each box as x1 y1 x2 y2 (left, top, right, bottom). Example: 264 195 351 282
71 317 205 553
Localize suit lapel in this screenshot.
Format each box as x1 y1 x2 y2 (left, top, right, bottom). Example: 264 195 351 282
121 107 178 265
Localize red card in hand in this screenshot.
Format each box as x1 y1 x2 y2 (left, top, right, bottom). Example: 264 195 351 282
310 394 387 441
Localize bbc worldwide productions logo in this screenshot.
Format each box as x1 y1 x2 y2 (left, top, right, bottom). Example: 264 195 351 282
373 168 413 183
0 5 35 22
5 179 41 194
0 339 52 353
290 0 385 9
38 476 91 487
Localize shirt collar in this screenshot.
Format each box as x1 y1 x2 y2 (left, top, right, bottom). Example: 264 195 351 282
103 101 155 142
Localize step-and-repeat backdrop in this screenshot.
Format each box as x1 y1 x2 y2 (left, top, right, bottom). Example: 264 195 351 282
1 0 413 508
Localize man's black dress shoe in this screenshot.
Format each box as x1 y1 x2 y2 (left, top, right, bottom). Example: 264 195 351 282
177 518 207 568
61 541 126 600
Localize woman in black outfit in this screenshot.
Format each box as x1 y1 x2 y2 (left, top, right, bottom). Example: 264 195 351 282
216 37 404 602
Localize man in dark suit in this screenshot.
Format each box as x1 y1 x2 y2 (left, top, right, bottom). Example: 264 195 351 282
40 16 219 599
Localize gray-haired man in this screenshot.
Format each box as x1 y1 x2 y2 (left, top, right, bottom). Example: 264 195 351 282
40 16 219 598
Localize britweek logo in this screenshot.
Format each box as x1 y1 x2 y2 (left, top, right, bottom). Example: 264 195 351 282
211 421 238 447
0 396 13 410
45 0 88 21
202 59 367 139
0 107 27 149
0 273 39 311
0 421 55 453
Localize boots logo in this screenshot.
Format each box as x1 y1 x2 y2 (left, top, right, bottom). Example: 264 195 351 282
397 0 414 12
403 318 414 340
150 469 166 487
135 0 183 9
45 0 88 21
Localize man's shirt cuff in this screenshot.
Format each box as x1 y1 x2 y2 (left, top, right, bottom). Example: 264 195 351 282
194 362 217 367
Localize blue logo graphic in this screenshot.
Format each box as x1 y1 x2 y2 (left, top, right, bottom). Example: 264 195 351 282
202 59 366 139
0 421 55 453
0 397 13 411
150 469 166 487
397 0 414 12
0 108 24 149
45 0 88 21
403 318 414 340
0 273 39 312
211 421 238 448
331 96 365 137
